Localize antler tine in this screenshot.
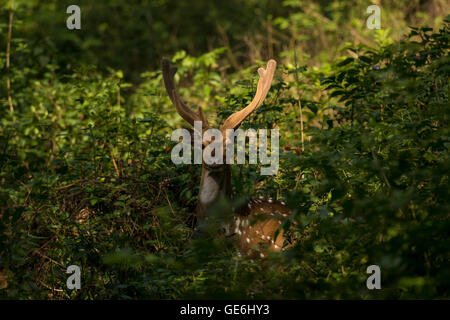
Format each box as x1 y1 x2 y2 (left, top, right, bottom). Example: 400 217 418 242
162 58 209 129
221 59 277 132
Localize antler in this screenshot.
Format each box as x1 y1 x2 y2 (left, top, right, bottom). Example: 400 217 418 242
220 59 277 132
162 58 210 129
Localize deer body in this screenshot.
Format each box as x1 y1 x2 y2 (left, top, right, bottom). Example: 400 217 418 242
162 58 292 257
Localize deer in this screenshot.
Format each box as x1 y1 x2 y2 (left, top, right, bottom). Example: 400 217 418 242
162 58 293 258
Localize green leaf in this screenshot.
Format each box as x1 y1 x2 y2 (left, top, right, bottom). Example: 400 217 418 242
338 57 354 67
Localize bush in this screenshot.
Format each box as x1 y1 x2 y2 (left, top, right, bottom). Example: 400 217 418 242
0 2 448 299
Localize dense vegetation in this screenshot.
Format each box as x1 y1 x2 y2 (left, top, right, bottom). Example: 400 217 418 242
0 0 448 299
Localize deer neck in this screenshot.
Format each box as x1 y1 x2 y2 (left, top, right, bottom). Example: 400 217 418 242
197 165 232 219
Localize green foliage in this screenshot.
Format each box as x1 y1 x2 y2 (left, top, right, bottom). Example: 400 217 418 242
278 22 450 298
0 1 448 299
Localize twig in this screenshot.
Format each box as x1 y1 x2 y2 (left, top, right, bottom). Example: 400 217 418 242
267 15 274 58
164 190 175 216
293 42 305 151
302 6 373 47
6 0 15 112
37 278 64 293
33 249 65 269
302 261 318 275
55 179 89 190
110 149 121 177
216 25 240 70
371 149 392 191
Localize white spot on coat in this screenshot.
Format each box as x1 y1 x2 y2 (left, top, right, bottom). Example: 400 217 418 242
234 217 241 233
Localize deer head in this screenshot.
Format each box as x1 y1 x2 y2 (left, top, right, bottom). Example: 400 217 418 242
162 58 292 258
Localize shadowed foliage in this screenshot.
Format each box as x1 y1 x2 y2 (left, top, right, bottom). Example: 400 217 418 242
0 0 448 299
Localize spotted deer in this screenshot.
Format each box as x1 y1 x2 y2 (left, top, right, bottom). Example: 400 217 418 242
162 58 293 258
